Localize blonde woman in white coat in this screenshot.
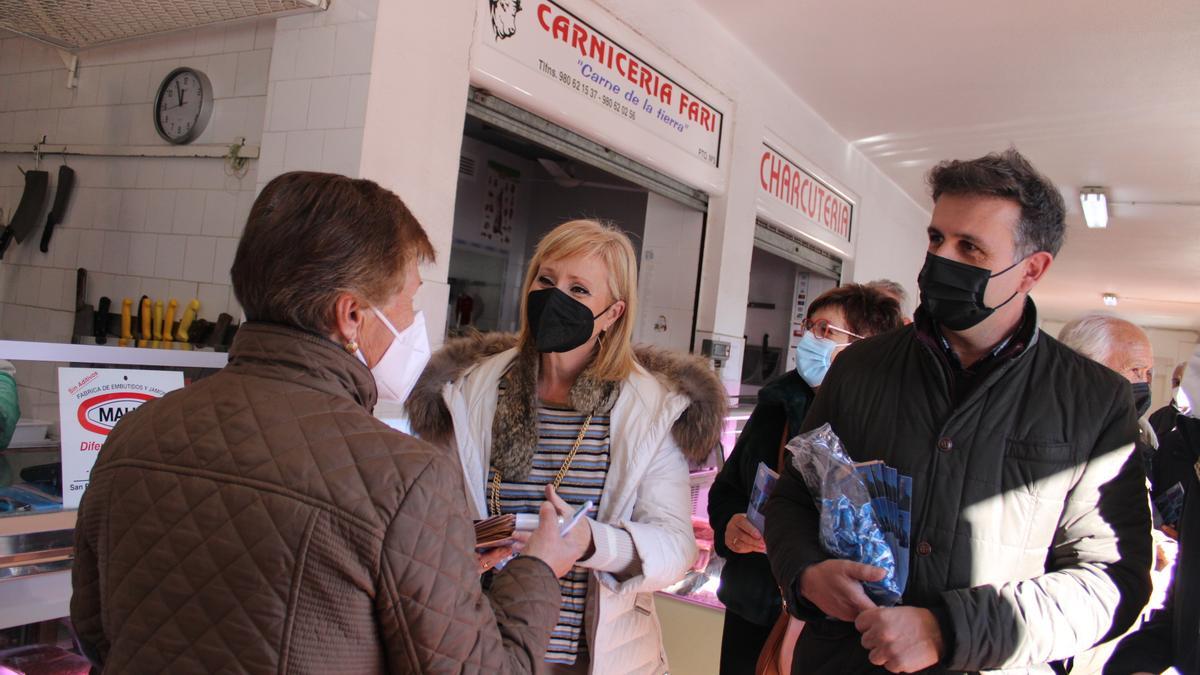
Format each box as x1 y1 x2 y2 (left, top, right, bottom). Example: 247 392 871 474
407 219 727 674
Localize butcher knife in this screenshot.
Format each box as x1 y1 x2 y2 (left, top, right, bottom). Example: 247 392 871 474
162 299 178 345
70 269 94 345
0 168 49 259
119 298 133 347
94 297 111 345
175 299 200 347
206 313 234 351
39 165 76 253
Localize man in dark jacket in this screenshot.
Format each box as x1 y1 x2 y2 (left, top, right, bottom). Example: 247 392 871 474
1107 351 1200 675
708 284 903 674
764 149 1153 674
1106 414 1200 675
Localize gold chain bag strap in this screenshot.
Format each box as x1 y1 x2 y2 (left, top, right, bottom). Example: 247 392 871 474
489 412 594 517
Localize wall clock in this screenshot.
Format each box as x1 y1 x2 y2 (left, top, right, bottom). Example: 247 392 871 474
153 67 213 145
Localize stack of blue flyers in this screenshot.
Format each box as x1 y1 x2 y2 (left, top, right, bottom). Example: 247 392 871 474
787 424 911 606
854 461 912 598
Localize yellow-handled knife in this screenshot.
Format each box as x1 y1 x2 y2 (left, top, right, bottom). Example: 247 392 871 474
176 299 200 342
119 298 133 347
163 299 178 343
152 300 164 341
139 297 152 342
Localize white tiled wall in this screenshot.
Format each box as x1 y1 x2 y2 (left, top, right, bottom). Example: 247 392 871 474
0 20 275 421
257 0 377 186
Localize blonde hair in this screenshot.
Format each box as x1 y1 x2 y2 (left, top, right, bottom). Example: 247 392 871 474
518 220 639 381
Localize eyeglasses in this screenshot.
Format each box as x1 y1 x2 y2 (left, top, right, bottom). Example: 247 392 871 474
803 318 864 343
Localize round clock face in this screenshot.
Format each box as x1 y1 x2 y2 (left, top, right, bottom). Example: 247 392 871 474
154 68 213 145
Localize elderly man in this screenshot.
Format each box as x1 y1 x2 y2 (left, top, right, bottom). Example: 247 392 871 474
1058 316 1190 536
764 149 1152 674
1058 314 1155 419
1058 314 1167 674
867 279 912 324
1058 314 1157 464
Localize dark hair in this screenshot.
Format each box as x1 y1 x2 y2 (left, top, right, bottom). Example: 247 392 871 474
927 148 1066 258
807 284 904 337
231 171 435 336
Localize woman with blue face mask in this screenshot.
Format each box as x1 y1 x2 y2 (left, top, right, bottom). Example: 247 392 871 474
707 284 904 675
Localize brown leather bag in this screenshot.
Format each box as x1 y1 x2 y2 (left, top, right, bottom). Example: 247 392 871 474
754 425 805 675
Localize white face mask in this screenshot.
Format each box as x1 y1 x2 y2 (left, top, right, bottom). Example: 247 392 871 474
1180 354 1198 419
356 309 431 404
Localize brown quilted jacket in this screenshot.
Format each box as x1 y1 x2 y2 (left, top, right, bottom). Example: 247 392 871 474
71 323 562 674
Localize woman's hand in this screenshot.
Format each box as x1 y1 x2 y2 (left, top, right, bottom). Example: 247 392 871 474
522 485 593 577
477 546 513 575
725 513 767 554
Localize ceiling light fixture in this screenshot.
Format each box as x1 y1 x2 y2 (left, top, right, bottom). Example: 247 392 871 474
1102 293 1118 307
1080 187 1109 229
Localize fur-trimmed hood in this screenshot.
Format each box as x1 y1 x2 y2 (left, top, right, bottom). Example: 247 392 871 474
406 333 728 471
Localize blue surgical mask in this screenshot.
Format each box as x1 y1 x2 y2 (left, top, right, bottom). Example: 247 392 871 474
795 331 838 388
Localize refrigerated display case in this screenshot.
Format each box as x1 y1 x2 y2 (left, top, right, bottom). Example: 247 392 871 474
0 340 226 653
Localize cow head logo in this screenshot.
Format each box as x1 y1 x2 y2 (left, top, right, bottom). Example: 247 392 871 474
490 0 521 40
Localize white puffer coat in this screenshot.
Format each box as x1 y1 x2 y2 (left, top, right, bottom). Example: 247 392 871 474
407 334 728 674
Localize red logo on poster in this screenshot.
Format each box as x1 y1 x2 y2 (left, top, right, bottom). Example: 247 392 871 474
77 391 155 436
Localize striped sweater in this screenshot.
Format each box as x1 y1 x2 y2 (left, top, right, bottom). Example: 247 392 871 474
494 402 610 665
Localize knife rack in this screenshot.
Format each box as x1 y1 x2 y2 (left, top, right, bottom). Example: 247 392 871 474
85 310 239 351
0 141 260 161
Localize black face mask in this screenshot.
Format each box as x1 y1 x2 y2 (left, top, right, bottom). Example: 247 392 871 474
1131 381 1152 418
917 252 1024 331
526 287 607 353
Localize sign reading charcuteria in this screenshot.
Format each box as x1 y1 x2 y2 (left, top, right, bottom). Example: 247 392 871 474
481 0 724 167
760 144 853 241
58 367 184 508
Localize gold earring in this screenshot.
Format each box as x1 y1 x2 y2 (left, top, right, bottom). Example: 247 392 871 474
344 340 358 354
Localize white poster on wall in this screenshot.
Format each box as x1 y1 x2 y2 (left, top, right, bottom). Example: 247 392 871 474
481 161 519 245
786 271 810 372
57 367 185 509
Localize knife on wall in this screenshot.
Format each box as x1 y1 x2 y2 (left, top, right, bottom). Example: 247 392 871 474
39 164 76 253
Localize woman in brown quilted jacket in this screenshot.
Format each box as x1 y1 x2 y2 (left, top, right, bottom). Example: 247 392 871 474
71 171 588 674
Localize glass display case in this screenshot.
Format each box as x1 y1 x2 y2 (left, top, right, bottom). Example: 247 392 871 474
0 340 227 647
657 406 752 610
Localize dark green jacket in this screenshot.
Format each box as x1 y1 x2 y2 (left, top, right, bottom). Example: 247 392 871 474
764 304 1153 674
0 360 18 450
708 371 814 625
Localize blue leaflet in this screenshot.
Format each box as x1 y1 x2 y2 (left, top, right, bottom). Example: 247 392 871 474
789 423 905 606
746 462 779 533
820 494 900 606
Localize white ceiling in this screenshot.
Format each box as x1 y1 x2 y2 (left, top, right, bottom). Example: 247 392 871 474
694 0 1200 330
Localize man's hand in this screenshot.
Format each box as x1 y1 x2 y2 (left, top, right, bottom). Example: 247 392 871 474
725 513 767 554
798 560 884 622
855 607 945 673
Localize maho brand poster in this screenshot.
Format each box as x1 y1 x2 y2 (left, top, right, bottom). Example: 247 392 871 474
58 367 184 508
